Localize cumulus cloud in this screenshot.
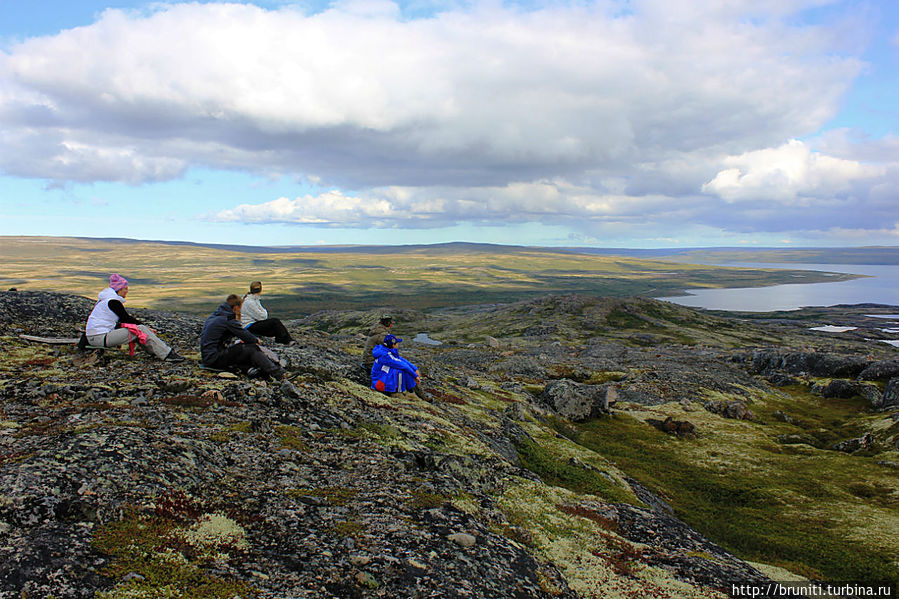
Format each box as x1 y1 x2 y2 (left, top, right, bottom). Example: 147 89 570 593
0 0 895 238
702 139 885 204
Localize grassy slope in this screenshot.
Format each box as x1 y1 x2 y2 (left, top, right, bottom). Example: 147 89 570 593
0 236 858 316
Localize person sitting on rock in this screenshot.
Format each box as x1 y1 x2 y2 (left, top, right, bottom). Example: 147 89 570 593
240 281 295 345
201 294 285 380
363 314 393 372
84 274 185 362
371 334 422 397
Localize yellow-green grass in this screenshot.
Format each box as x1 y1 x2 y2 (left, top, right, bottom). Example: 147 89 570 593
0 236 854 315
555 388 899 583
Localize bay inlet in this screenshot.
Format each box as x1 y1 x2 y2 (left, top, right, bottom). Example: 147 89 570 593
655 263 899 312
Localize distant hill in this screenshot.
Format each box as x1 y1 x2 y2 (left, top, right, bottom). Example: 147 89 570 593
0 236 875 315
569 246 899 265
85 237 899 264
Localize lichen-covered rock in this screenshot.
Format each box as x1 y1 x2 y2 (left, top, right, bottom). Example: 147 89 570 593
538 379 615 421
704 400 754 420
881 378 899 411
811 379 861 399
858 360 899 381
746 349 868 378
646 416 697 437
832 433 874 453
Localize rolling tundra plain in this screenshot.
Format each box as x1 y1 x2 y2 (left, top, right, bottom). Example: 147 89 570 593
0 236 863 316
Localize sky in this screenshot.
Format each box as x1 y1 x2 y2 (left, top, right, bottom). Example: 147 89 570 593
0 0 897 248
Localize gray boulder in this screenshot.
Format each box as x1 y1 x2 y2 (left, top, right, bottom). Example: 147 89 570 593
811 379 860 399
704 400 754 421
832 433 874 454
858 361 899 381
880 378 899 411
747 350 867 378
538 379 616 422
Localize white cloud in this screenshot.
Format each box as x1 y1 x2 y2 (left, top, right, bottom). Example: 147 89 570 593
701 139 885 204
0 2 860 182
1 0 895 239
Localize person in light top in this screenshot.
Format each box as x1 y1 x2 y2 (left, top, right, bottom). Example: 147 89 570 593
84 274 184 362
241 281 295 345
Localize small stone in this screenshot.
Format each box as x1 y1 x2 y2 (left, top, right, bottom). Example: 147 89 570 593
350 555 371 567
355 571 378 589
773 410 794 424
217 371 238 379
485 336 500 348
465 377 480 390
280 380 302 398
122 572 145 583
201 389 225 402
448 532 477 548
407 558 428 571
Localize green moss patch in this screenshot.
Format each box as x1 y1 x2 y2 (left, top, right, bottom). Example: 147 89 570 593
515 436 634 504
558 405 899 583
275 425 309 452
93 510 256 599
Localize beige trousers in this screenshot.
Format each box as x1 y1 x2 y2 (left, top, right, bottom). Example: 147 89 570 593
87 325 171 360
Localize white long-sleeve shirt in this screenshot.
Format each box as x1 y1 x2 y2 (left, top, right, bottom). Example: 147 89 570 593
241 293 268 326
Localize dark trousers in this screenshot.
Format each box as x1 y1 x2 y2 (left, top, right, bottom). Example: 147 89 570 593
212 343 281 377
247 319 293 345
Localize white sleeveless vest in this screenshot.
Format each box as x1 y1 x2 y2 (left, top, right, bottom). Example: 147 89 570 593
86 287 125 336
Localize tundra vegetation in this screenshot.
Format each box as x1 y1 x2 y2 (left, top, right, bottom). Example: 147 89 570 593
0 240 897 598
0 236 858 315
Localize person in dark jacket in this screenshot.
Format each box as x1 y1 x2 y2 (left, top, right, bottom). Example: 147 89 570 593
371 334 420 395
200 294 284 380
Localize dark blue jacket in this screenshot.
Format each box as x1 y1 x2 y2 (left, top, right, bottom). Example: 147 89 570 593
200 303 259 365
371 344 418 393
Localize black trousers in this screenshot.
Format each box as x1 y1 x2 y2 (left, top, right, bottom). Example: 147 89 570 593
212 343 281 376
247 318 293 345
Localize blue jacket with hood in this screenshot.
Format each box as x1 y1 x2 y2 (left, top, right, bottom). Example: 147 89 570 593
201 302 259 365
370 344 418 393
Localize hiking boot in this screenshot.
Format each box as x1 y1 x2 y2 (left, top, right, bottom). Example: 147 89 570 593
164 350 186 363
247 367 262 378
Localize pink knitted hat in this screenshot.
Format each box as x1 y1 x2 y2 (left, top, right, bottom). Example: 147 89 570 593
109 273 129 291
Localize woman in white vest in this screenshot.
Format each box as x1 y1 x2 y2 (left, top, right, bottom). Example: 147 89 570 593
85 274 184 362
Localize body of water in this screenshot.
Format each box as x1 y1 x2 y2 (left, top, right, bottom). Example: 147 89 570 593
656 263 899 312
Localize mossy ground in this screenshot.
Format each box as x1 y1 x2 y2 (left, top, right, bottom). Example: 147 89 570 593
497 480 726 599
556 387 899 583
92 509 256 599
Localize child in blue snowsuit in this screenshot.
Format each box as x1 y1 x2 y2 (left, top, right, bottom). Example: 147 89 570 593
371 334 420 394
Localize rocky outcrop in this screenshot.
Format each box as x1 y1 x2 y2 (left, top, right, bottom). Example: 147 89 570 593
811 379 861 399
832 433 874 453
881 378 899 411
646 416 697 437
538 379 616 421
858 361 899 381
4 290 898 597
703 400 754 420
744 349 868 379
